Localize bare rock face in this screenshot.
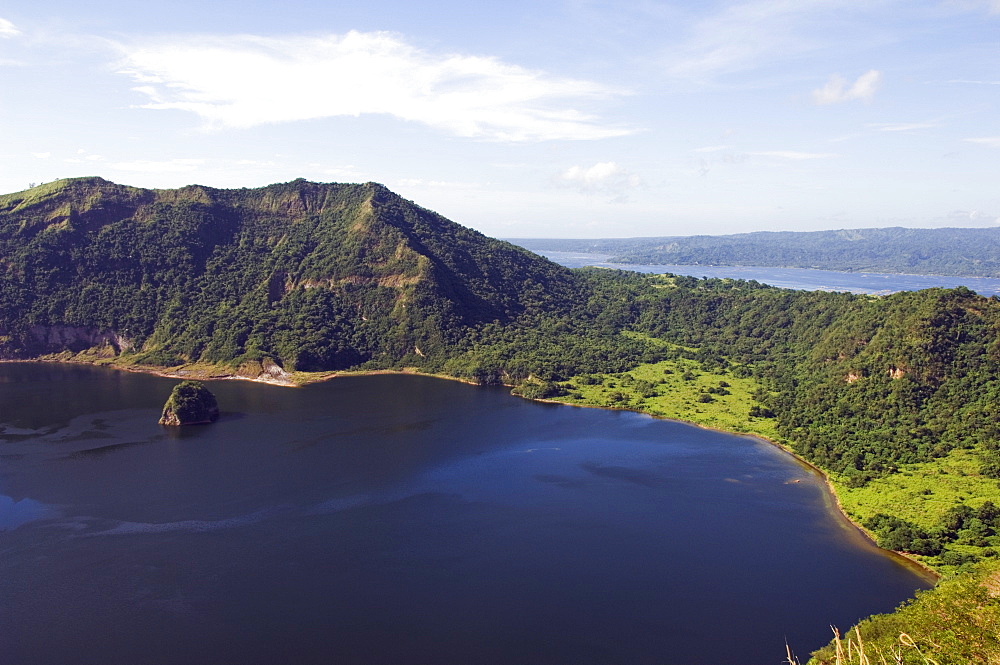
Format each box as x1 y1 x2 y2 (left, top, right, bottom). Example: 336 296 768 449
159 381 220 426
259 358 291 382
234 357 293 384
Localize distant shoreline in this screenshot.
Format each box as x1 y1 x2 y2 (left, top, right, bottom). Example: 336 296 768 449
535 251 1000 297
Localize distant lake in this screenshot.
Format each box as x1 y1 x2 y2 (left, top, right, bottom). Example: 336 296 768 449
540 251 1000 296
0 364 931 665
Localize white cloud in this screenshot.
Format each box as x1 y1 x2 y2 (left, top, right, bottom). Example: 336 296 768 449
556 161 641 193
693 145 733 153
812 70 882 104
965 137 1000 148
116 31 633 142
0 18 19 38
31 152 51 159
748 151 837 160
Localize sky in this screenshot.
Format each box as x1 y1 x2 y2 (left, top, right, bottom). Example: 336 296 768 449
1 0 999 238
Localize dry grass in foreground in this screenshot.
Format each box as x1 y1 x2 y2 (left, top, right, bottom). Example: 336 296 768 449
788 561 1000 665
789 628 947 665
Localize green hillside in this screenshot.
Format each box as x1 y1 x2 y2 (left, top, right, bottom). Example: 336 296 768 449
0 177 579 370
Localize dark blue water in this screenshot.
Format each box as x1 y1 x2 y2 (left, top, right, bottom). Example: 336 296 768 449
0 364 931 665
540 251 1000 296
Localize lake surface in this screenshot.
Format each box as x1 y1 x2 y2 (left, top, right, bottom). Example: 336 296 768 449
539 250 1000 296
0 364 931 665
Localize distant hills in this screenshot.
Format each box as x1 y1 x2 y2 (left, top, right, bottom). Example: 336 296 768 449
509 227 1000 277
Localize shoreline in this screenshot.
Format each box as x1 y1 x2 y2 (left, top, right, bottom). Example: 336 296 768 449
549 252 999 281
1 355 940 581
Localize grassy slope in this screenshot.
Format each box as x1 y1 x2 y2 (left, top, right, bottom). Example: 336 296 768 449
838 449 1000 548
805 559 1000 665
556 354 780 442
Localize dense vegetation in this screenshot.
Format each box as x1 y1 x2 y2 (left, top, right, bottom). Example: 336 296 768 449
511 227 1000 277
4 177 1000 660
0 177 579 370
159 380 220 426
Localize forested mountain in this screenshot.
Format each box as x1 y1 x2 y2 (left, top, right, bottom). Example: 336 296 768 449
0 177 579 370
4 178 1000 660
510 227 1000 277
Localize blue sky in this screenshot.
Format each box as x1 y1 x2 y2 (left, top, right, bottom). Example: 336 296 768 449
1 1 999 237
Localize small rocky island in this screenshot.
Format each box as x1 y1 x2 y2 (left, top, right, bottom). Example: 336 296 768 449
159 380 220 426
